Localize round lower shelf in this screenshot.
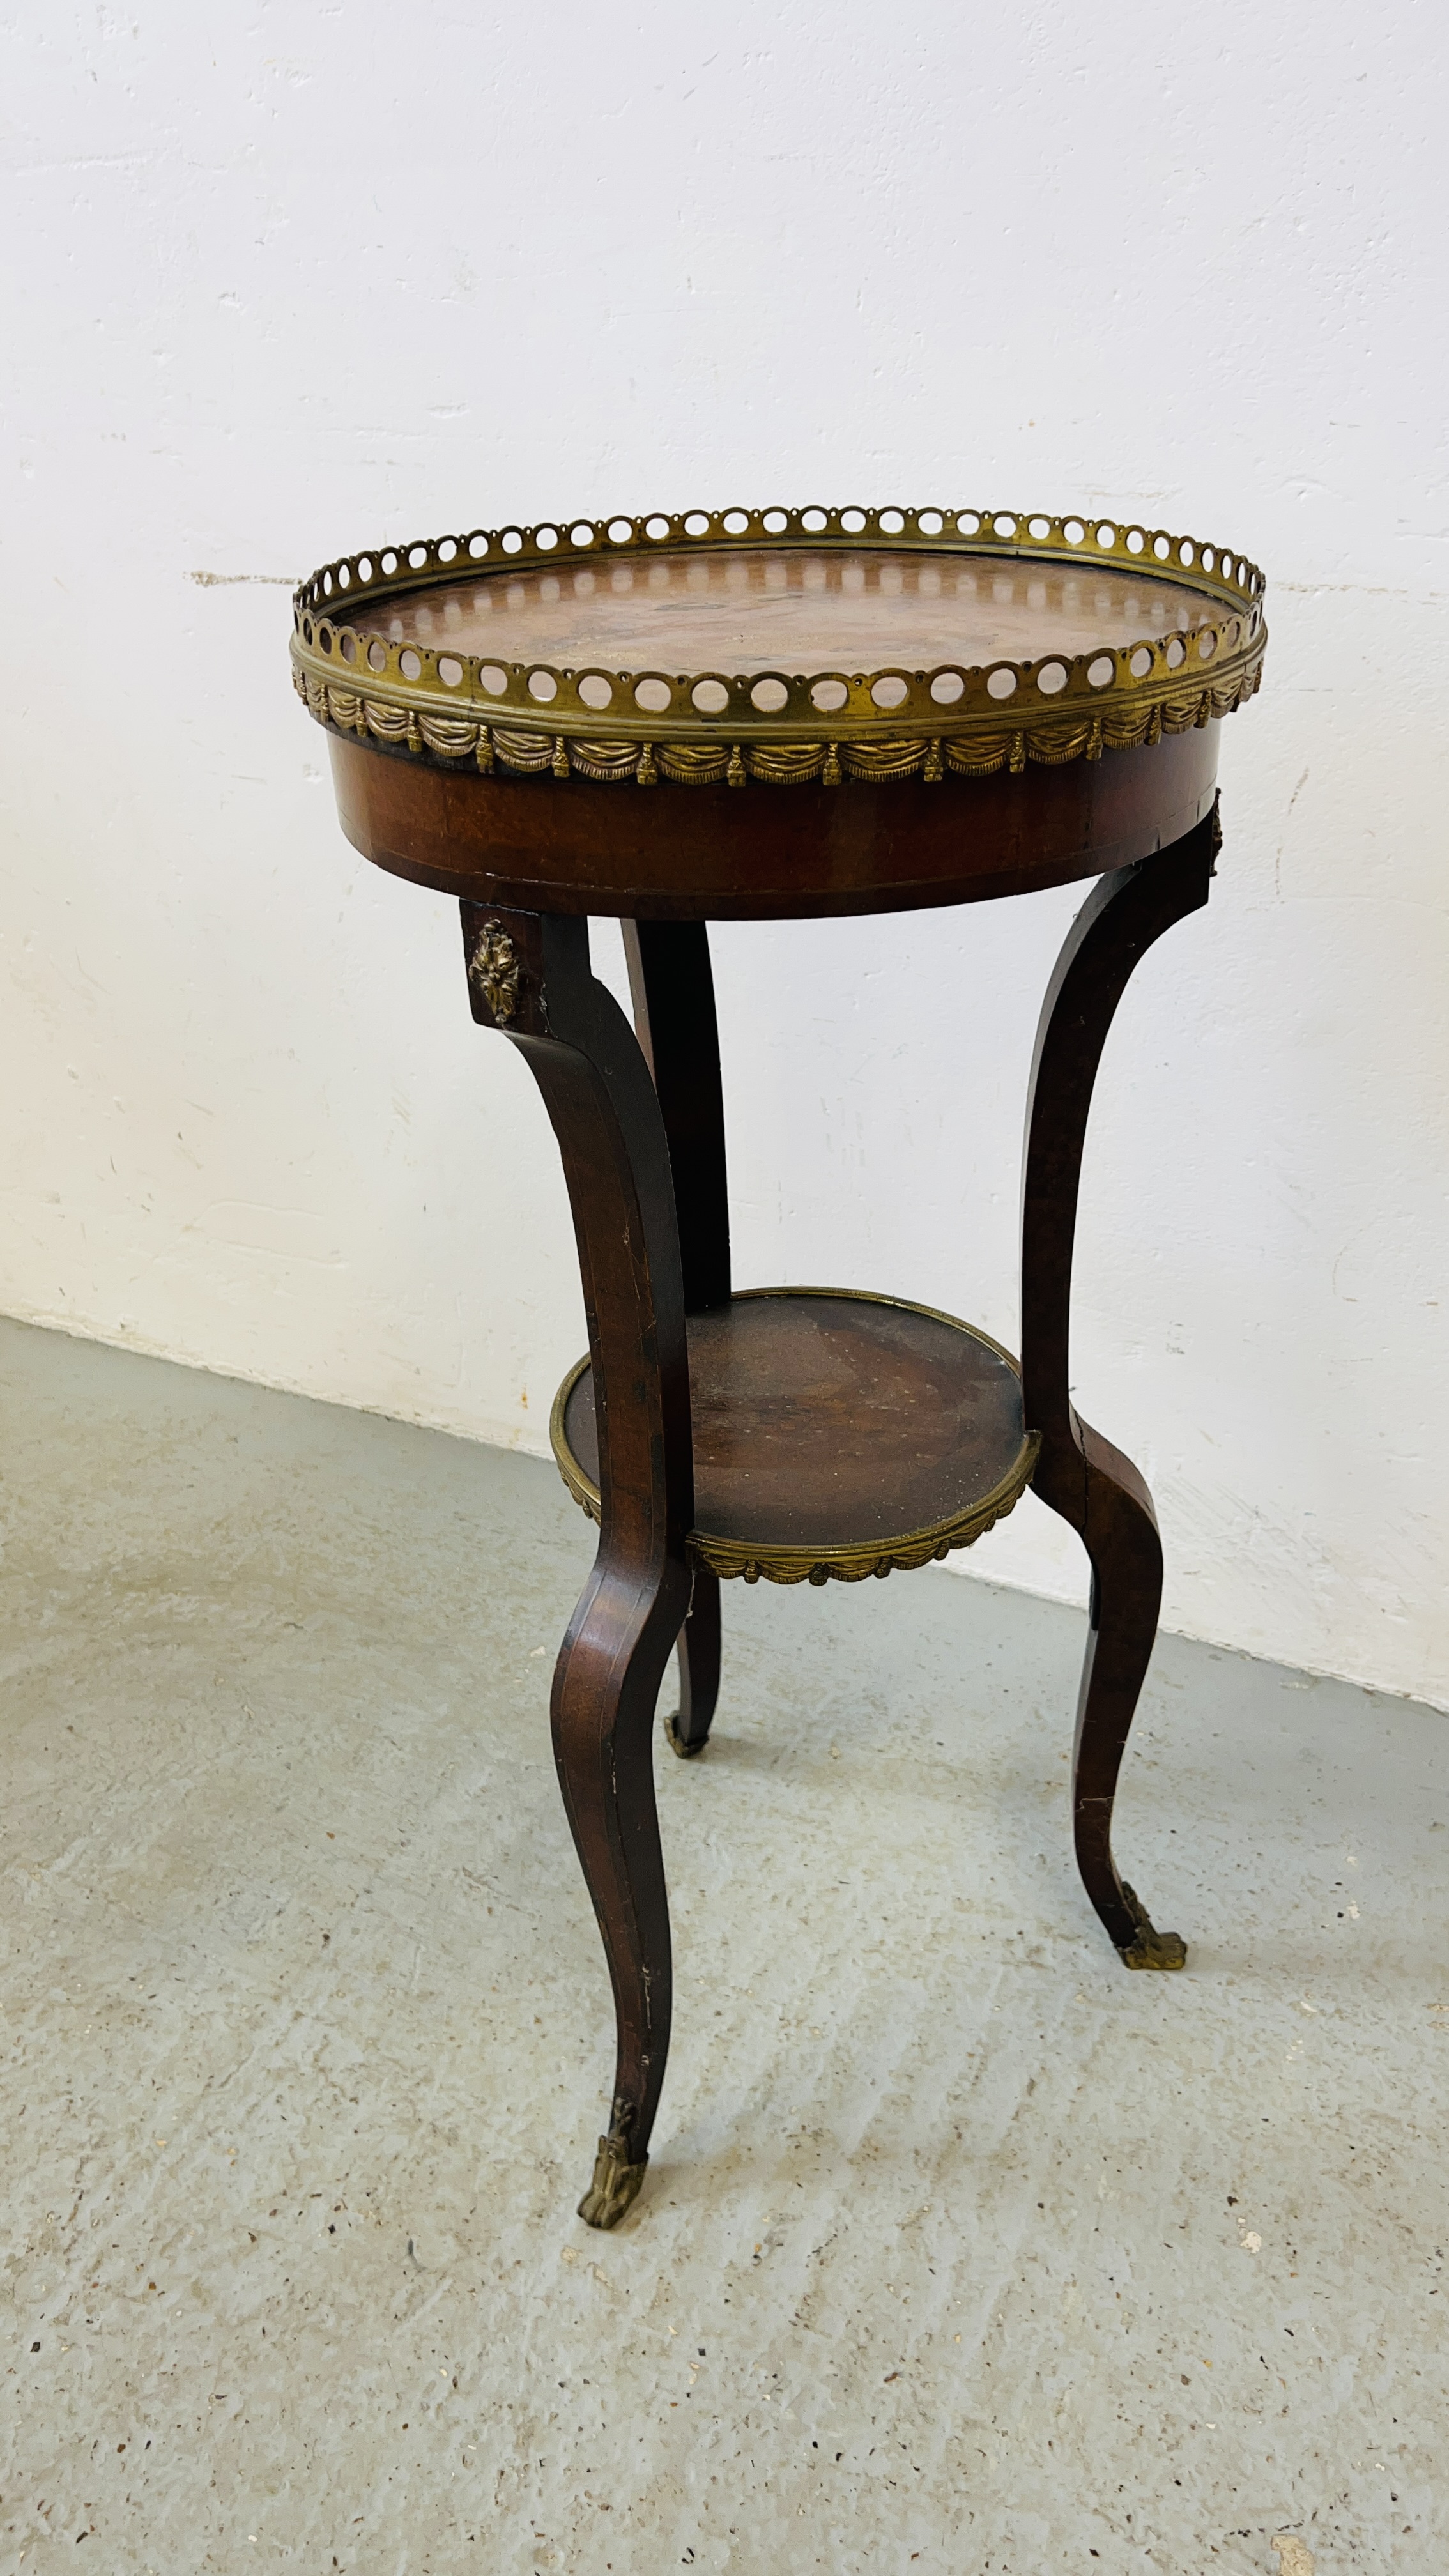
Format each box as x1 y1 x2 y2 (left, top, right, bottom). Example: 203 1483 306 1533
549 1286 1039 1586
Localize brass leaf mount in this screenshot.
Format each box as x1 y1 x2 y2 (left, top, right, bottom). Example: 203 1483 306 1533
471 921 520 1025
291 502 1268 790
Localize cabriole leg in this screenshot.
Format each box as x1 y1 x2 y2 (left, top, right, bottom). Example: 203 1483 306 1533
624 920 730 1758
461 904 694 2223
1020 808 1218 1969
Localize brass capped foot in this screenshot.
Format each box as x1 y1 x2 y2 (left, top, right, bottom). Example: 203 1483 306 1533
1116 1880 1188 1972
578 2132 648 2230
664 1710 708 1760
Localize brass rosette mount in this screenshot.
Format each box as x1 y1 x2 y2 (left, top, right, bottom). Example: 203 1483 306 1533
291 501 1266 790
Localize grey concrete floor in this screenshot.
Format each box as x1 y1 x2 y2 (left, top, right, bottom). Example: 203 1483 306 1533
0 1317 1445 2575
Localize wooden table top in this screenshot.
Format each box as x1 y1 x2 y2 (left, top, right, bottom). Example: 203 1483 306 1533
353 547 1218 680
295 503 1266 919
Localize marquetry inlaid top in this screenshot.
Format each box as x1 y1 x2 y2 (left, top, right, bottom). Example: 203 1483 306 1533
350 548 1218 678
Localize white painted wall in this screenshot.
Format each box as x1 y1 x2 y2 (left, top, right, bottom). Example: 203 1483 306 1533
3 3 1445 1702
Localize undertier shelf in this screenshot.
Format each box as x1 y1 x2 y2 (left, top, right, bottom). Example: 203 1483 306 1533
549 1286 1039 1586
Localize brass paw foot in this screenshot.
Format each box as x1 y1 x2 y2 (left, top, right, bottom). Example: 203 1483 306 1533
1116 1880 1188 1972
578 2132 648 2229
664 1711 709 1760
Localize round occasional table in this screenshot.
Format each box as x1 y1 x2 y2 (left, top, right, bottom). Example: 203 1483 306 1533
292 502 1267 2228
